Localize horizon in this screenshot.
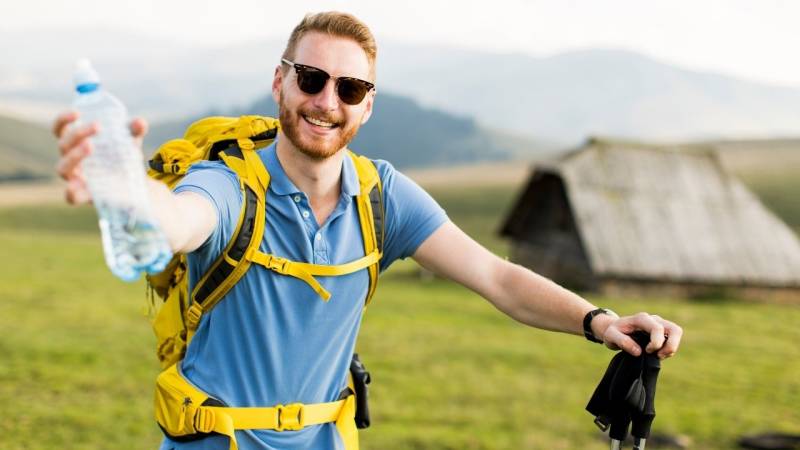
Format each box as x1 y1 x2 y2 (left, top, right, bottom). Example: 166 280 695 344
3 0 799 89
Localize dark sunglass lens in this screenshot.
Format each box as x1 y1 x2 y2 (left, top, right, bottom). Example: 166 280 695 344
337 79 369 105
296 68 328 95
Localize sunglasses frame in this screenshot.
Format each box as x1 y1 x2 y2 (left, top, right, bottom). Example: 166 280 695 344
281 58 375 105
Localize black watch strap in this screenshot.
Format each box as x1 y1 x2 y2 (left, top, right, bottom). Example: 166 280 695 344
583 308 614 343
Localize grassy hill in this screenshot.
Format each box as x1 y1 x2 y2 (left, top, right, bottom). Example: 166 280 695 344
0 113 57 181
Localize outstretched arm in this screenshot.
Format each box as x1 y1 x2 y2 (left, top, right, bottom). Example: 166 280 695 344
412 221 682 358
53 111 216 254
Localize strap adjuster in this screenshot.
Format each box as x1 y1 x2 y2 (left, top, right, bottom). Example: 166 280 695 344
185 303 204 330
194 406 216 433
594 415 610 432
265 255 288 272
275 403 305 431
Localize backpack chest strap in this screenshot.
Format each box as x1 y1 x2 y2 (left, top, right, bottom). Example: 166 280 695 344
249 250 382 301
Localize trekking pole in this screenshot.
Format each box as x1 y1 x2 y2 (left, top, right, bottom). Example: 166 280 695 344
629 332 661 450
587 332 661 450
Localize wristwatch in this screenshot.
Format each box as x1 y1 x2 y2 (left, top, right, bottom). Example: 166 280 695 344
583 308 619 343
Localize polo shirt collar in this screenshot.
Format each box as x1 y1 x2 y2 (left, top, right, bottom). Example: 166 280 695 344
262 140 361 197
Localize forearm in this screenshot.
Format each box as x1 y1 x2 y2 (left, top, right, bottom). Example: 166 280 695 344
486 260 612 337
413 222 609 338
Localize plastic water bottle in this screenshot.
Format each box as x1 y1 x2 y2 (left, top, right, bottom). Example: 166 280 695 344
72 59 172 281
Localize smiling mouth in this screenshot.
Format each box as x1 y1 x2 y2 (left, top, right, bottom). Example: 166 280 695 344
303 114 339 129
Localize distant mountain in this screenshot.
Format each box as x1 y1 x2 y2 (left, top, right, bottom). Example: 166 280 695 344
378 45 800 143
4 29 800 145
146 92 518 168
0 114 56 181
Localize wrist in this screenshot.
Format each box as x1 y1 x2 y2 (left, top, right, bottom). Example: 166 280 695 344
582 308 619 343
590 314 614 342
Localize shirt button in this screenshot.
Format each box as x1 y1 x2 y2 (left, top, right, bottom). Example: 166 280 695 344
315 233 322 241
293 195 301 203
302 210 310 219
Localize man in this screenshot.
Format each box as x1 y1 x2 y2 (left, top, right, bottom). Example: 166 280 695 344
53 11 682 450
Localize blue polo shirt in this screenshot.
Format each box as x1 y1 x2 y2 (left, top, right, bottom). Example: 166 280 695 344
159 141 448 450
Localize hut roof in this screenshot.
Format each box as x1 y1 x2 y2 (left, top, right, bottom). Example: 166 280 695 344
502 137 800 287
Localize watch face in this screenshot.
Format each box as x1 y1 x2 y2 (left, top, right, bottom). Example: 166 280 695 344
602 308 619 319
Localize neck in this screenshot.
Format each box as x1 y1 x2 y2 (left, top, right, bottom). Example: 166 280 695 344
274 132 344 201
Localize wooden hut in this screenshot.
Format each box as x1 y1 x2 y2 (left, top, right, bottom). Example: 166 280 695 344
499 137 800 300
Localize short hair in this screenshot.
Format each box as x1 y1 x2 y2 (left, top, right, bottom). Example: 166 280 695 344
282 11 377 79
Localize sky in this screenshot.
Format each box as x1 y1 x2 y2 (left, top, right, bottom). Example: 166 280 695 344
2 0 799 87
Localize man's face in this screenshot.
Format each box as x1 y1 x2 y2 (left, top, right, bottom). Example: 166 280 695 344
273 32 375 160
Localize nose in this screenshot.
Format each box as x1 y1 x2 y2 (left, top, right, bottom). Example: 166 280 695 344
311 78 339 111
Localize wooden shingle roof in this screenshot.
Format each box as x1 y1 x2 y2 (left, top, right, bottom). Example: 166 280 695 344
513 137 800 287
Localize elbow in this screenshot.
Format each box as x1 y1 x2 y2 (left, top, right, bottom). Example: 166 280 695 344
163 217 202 254
482 257 523 317
168 234 188 255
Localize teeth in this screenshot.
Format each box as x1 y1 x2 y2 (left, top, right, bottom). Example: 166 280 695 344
305 115 335 128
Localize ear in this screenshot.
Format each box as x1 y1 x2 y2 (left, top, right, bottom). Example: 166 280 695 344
272 65 283 104
359 89 376 125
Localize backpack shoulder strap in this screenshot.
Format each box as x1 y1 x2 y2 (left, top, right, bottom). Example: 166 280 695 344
184 142 270 335
347 150 384 306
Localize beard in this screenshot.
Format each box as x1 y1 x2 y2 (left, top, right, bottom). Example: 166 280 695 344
279 95 361 161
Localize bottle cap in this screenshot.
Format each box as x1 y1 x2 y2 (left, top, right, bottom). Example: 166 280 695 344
73 58 101 93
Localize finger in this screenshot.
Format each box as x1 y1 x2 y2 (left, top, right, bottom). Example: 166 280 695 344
629 312 666 353
130 117 149 138
130 117 148 149
52 110 79 138
657 321 684 360
604 325 642 356
56 139 92 180
58 122 98 156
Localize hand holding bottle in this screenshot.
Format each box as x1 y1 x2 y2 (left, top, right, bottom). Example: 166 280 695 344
54 111 149 205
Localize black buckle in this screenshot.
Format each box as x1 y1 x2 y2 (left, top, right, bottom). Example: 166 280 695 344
594 416 610 432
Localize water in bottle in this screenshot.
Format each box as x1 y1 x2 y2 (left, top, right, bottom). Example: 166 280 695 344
72 59 172 281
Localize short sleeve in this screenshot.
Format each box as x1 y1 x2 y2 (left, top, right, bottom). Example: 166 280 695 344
173 161 242 278
375 160 449 271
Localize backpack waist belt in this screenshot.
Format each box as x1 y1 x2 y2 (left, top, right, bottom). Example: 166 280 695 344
155 363 358 450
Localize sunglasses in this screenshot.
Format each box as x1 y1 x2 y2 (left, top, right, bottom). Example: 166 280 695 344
281 58 375 105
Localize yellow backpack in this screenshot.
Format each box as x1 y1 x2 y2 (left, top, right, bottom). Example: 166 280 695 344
145 115 384 450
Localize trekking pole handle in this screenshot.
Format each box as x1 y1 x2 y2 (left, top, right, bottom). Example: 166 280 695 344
631 331 651 354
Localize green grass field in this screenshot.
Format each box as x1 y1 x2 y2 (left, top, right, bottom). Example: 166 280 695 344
0 177 799 449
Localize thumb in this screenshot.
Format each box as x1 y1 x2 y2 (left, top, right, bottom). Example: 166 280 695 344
605 326 642 356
